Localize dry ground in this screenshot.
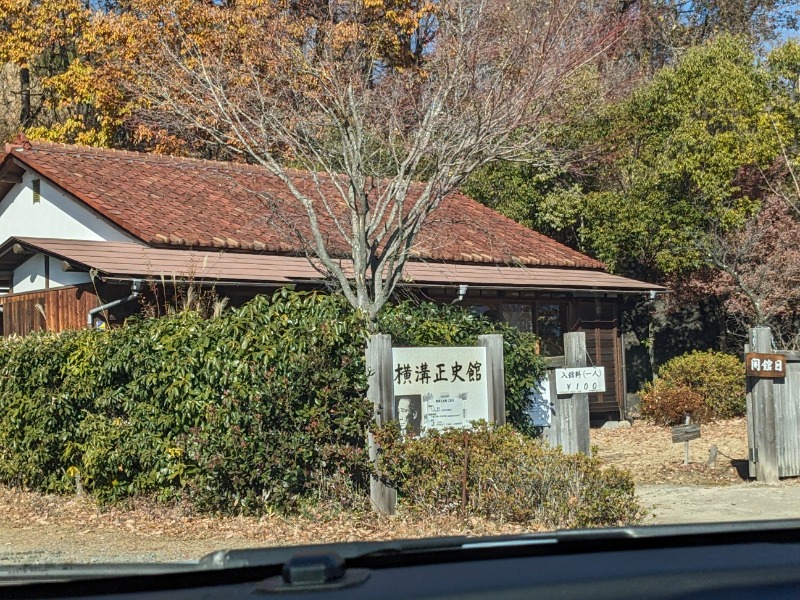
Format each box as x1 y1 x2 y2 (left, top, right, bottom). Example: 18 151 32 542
0 488 531 565
2 417 796 565
591 417 753 486
593 417 800 525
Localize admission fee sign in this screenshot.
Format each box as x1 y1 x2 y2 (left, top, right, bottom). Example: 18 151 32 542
392 346 489 432
555 366 606 395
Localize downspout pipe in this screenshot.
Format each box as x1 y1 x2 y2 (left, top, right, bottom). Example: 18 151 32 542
87 279 144 328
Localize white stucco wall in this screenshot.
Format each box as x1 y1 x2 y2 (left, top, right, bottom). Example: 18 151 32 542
50 261 92 288
11 254 91 294
12 254 46 294
0 170 136 244
1 168 135 294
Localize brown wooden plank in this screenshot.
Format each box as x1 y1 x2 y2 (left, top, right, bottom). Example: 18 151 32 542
0 285 99 336
672 423 701 443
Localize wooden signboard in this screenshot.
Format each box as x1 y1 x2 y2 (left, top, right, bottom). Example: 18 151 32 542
745 353 786 378
671 423 701 443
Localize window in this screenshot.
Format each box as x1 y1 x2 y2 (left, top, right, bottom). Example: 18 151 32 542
469 304 501 322
536 303 565 356
469 301 565 356
501 303 533 333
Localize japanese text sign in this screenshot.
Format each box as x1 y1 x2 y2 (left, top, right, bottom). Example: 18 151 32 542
745 353 786 378
555 366 606 394
392 346 489 433
526 377 553 427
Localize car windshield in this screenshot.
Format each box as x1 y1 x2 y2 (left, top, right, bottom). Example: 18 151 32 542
1 0 800 571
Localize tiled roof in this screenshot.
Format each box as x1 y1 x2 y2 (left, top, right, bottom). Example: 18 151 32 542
1 140 604 269
1 238 665 292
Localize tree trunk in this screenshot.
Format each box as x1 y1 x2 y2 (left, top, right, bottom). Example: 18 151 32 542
19 65 31 128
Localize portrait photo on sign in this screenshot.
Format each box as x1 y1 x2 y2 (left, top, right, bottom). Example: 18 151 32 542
395 394 422 436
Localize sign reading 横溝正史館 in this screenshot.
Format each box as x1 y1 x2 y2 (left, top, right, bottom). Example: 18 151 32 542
554 366 606 395
745 353 786 378
392 346 488 433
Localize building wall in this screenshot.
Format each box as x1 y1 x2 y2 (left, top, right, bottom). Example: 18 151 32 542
0 171 136 244
12 253 46 293
420 286 627 420
12 253 92 294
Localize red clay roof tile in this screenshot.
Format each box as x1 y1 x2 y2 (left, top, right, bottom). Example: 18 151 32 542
1 141 605 270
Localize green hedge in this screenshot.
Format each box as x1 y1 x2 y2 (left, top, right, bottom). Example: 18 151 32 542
0 291 373 512
0 291 546 513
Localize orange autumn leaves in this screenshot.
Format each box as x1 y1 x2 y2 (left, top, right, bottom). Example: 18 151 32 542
1 0 438 151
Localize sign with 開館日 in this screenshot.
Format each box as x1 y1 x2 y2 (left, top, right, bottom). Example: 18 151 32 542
555 366 606 395
745 353 786 378
744 352 786 377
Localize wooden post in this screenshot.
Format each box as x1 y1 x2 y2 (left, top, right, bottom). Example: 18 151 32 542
366 334 397 514
750 327 779 484
542 357 564 449
478 334 506 425
745 342 757 478
563 332 591 456
684 414 690 466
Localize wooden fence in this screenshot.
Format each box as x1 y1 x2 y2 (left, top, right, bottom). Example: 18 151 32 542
0 285 98 336
746 327 800 482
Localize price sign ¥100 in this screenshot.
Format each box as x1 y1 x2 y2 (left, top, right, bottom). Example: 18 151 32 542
555 367 606 395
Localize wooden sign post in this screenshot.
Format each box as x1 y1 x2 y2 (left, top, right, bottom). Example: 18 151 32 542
367 334 397 515
748 327 779 484
672 415 700 465
560 332 591 456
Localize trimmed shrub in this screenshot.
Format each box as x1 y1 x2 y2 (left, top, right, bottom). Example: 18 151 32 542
0 291 547 513
639 383 709 426
374 423 642 529
639 350 745 424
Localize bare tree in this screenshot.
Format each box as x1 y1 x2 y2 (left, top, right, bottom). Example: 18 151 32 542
112 0 631 325
698 195 800 348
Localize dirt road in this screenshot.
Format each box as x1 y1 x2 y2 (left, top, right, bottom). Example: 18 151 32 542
638 483 800 524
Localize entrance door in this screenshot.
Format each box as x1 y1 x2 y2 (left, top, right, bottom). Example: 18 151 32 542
572 299 624 420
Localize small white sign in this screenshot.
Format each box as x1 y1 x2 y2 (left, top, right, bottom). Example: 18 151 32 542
526 377 552 427
555 367 606 394
423 392 466 430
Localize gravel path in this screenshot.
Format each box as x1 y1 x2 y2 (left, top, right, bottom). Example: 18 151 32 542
638 483 800 525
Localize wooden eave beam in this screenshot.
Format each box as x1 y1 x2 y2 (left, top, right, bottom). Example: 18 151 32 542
0 159 25 185
0 173 22 184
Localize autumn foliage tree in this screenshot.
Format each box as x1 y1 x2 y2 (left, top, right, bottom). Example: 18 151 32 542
94 0 630 324
695 196 800 348
0 0 147 147
0 0 88 138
